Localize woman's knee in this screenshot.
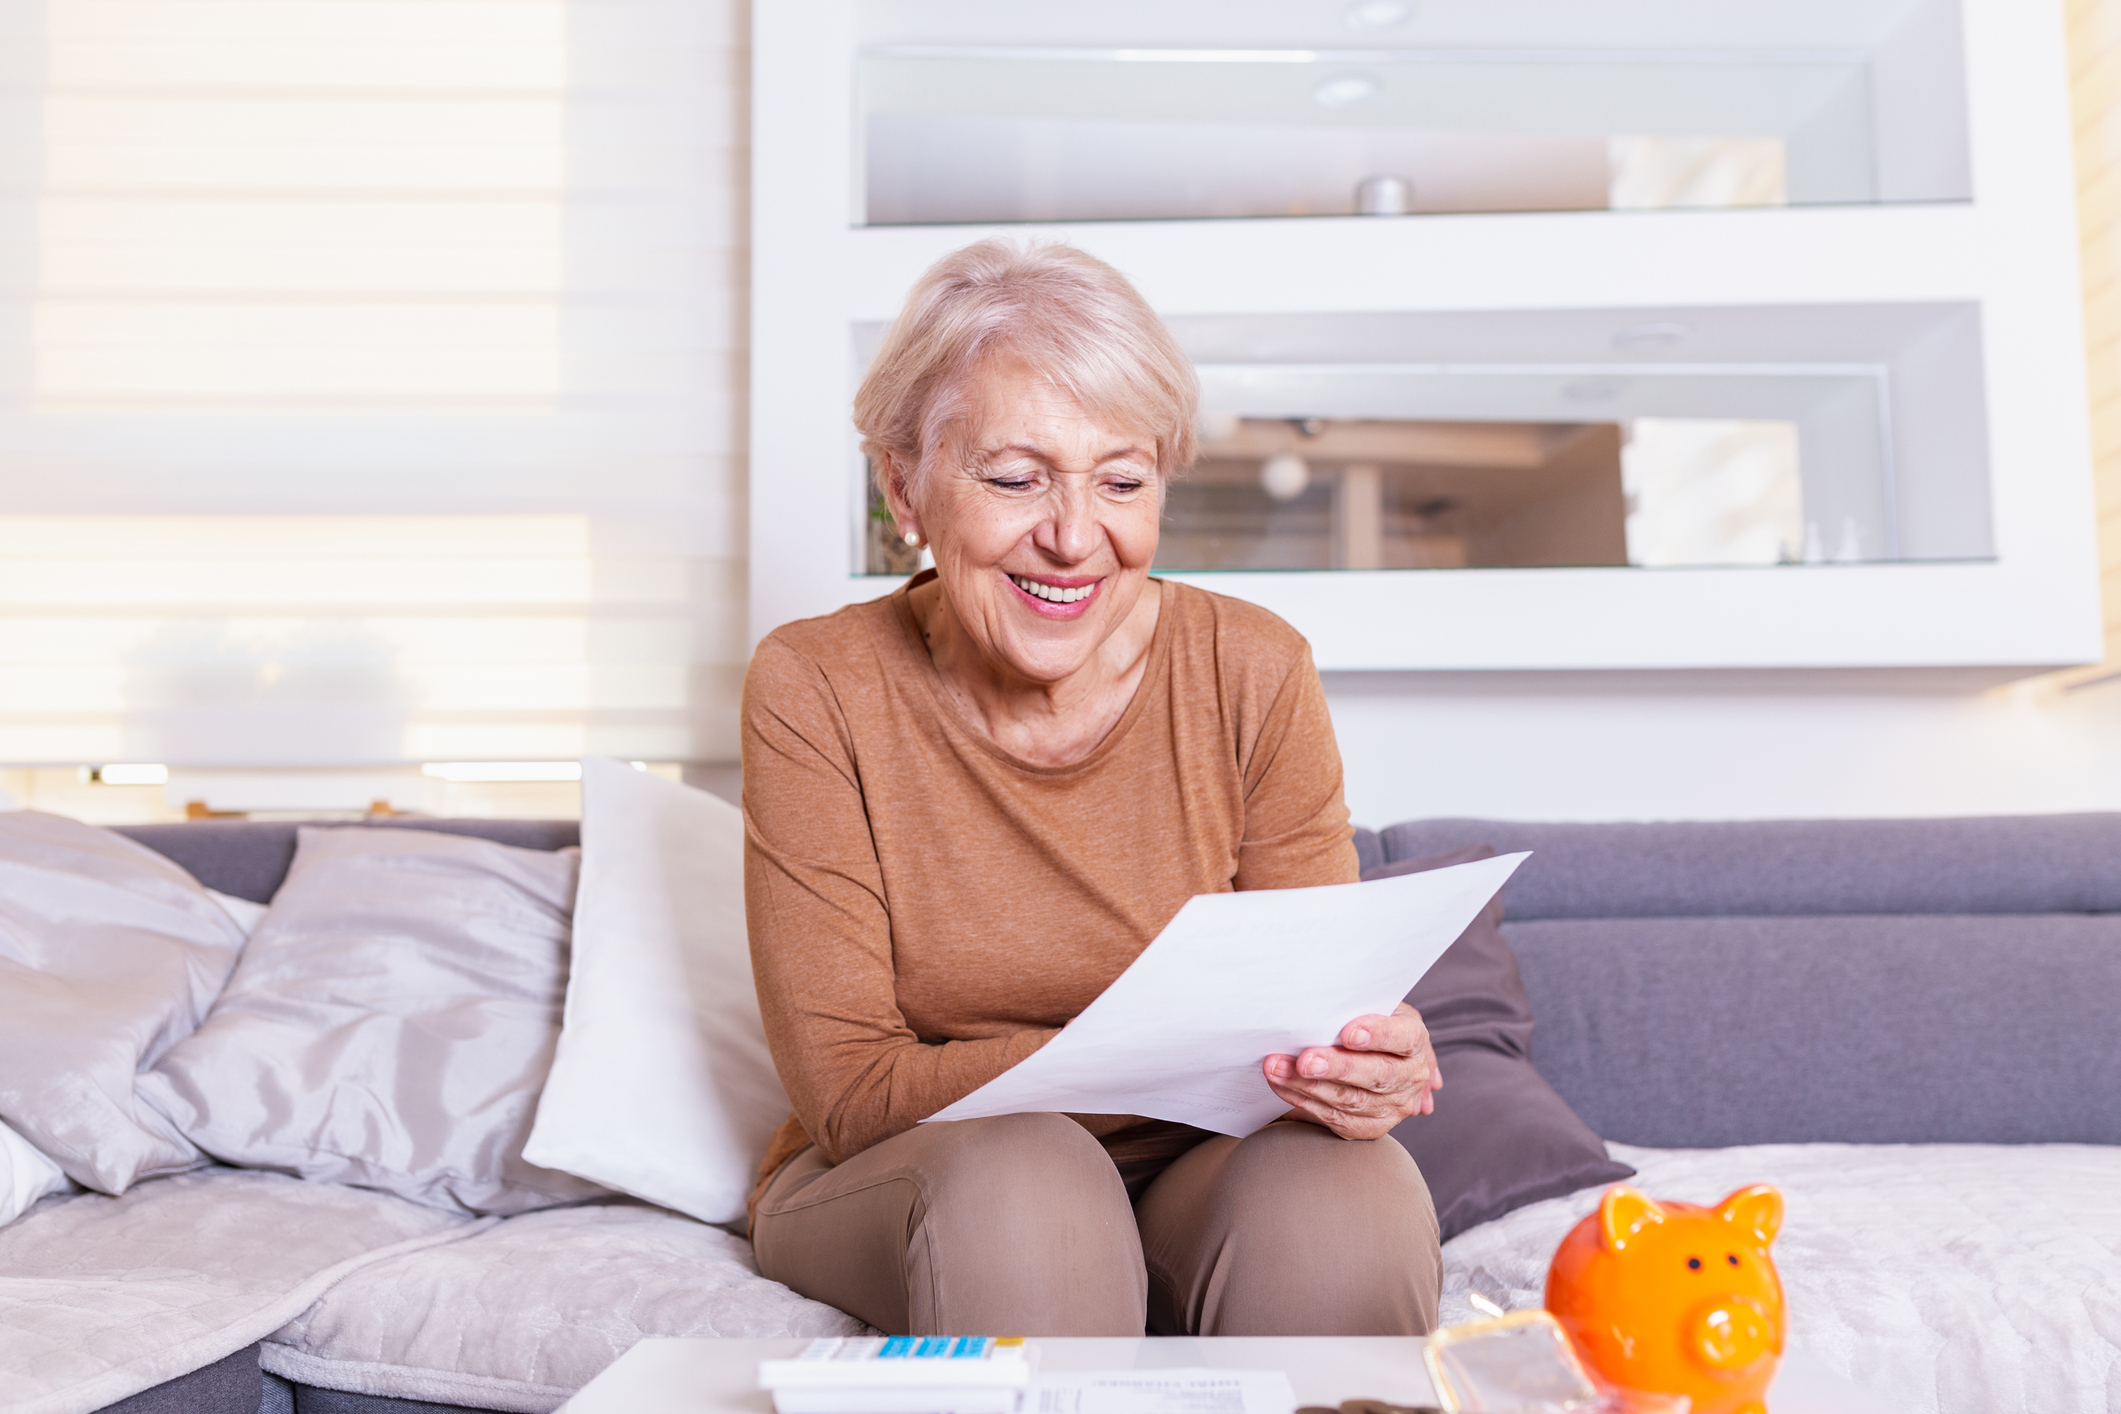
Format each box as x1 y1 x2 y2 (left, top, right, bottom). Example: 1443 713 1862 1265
1140 1121 1440 1335
892 1113 1148 1335
910 1112 1120 1212
1232 1122 1438 1265
754 1113 1144 1334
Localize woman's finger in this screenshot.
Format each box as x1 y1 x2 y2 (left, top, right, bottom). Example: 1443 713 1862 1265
1273 1066 1423 1120
1337 1010 1420 1056
1295 1043 1429 1094
1265 1073 1397 1139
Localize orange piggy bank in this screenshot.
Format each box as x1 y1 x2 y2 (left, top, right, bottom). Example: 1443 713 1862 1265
1544 1184 1785 1414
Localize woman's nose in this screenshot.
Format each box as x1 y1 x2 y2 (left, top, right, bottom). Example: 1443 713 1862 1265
1038 485 1101 563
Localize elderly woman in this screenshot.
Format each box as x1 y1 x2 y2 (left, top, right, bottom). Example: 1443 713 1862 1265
742 240 1441 1338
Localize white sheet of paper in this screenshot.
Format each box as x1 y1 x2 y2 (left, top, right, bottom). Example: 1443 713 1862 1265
924 852 1528 1136
1027 1369 1296 1414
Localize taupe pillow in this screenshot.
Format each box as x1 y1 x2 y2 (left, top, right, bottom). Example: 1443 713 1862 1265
140 826 606 1216
1374 844 1634 1239
0 811 245 1193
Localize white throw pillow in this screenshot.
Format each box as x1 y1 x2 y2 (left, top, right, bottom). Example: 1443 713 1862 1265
0 1116 71 1227
524 758 788 1226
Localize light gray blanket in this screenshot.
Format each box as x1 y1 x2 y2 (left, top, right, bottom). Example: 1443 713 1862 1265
0 1167 484 1414
1441 1142 2121 1414
263 1198 870 1412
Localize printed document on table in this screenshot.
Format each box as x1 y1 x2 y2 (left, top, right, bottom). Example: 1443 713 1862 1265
924 852 1527 1137
1028 1369 1296 1414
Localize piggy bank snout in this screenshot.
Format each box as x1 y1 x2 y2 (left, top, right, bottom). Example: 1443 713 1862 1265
1689 1294 1776 1373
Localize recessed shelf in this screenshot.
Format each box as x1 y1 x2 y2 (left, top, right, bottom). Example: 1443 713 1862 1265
859 0 1970 225
853 302 1991 575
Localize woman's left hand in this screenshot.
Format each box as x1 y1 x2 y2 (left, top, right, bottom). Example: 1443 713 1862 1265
1262 1002 1441 1141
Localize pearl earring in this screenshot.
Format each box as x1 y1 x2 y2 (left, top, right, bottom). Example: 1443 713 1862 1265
903 529 923 548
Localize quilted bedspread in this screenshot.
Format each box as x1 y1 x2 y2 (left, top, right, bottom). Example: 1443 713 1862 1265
261 1198 869 1412
1439 1142 2121 1414
0 1167 484 1414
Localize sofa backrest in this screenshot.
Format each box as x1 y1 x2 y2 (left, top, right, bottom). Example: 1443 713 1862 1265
1362 814 2121 1150
1364 814 2121 918
114 819 580 904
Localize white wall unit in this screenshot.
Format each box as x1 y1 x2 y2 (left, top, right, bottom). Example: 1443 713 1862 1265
751 0 2101 675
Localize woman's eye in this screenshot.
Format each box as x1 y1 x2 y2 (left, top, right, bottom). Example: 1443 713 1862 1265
987 475 1037 492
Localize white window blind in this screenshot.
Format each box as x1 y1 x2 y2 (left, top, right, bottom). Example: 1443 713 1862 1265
0 0 746 766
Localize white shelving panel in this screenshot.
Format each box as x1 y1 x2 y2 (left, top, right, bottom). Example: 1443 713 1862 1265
751 0 2102 671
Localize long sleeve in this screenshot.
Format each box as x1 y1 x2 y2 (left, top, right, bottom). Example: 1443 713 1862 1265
1231 640 1361 893
741 636 1055 1165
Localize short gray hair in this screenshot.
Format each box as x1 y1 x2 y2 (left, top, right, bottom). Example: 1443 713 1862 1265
854 239 1200 498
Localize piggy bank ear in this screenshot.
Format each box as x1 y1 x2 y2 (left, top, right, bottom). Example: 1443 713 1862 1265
1598 1186 1665 1252
1717 1184 1784 1246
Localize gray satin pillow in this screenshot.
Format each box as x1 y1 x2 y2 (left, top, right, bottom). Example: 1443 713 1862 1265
0 811 246 1193
1371 844 1634 1240
140 826 606 1216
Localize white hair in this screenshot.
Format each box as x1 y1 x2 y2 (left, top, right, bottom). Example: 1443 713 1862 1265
854 239 1200 499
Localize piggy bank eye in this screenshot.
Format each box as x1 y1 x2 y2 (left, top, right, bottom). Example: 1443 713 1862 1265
1726 1253 1740 1267
1686 1256 1702 1271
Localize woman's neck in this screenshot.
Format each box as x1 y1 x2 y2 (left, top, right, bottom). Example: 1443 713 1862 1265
910 577 1164 769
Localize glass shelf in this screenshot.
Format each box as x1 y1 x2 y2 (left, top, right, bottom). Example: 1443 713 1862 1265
1156 416 1811 572
857 1 1969 225
854 301 1991 576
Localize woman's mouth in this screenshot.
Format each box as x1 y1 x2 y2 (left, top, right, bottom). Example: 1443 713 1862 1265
1006 573 1101 616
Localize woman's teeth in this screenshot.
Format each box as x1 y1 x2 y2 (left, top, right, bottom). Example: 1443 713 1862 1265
1009 574 1095 604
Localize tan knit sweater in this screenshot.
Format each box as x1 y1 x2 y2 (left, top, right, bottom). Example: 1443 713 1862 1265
741 575 1358 1217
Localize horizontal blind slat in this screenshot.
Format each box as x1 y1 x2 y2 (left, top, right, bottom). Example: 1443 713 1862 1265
0 0 745 765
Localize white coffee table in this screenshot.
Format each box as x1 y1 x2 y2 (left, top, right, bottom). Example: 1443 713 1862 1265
557 1336 1901 1414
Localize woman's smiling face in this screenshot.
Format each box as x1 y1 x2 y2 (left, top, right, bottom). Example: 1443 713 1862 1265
890 358 1164 687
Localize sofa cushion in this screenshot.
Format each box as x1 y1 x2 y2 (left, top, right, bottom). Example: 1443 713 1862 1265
92 1343 261 1414
1378 814 2121 919
0 811 248 1195
1508 913 2121 1147
1367 846 1632 1240
140 827 605 1216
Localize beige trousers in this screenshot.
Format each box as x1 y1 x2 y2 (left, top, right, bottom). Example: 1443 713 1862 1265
750 1113 1441 1337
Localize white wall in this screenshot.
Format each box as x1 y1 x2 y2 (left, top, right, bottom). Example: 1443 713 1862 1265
1326 672 2121 825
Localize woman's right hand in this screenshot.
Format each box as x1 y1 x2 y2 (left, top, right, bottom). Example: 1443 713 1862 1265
1261 1002 1441 1141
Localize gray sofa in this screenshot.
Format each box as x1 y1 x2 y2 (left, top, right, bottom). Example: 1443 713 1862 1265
18 812 2121 1413
1356 814 2121 1151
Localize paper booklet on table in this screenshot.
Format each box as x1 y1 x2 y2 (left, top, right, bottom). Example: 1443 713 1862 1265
924 851 1528 1137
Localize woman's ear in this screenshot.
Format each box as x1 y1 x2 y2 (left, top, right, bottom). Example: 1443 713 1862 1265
878 454 922 543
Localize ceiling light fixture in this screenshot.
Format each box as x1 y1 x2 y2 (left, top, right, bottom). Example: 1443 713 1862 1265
1261 453 1311 502
1356 175 1411 215
1313 74 1380 108
1343 0 1414 30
